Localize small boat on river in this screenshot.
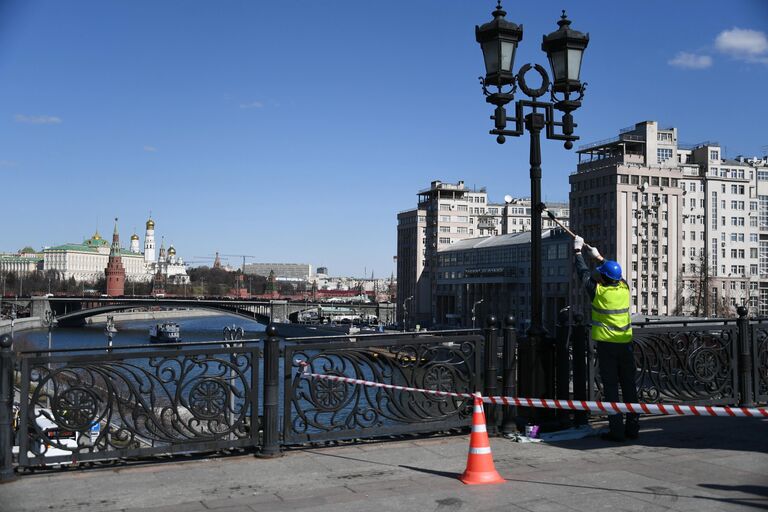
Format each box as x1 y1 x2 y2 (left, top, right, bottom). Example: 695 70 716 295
149 322 181 342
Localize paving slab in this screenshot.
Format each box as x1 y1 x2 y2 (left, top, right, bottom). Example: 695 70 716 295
0 414 765 512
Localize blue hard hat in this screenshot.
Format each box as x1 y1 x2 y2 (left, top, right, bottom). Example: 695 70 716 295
596 260 622 281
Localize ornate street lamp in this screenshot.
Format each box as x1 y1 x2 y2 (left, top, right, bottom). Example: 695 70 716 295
475 2 589 409
475 3 522 88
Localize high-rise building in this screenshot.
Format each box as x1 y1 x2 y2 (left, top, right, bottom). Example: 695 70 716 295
397 180 571 327
398 181 490 326
570 120 768 317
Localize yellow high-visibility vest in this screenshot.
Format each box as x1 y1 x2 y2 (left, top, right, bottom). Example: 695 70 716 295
591 281 632 343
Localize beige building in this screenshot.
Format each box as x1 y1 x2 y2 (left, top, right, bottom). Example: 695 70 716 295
0 249 42 277
44 231 149 282
570 120 767 317
397 180 488 326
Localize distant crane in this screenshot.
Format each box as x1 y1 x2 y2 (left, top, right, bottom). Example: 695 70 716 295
190 255 229 267
221 254 257 273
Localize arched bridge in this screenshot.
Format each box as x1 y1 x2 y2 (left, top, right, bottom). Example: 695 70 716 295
24 297 395 327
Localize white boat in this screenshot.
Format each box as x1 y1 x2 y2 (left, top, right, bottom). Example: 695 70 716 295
149 322 181 342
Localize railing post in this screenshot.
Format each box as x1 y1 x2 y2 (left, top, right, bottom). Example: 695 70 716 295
483 315 499 436
0 334 15 482
258 325 282 458
736 306 754 407
555 309 571 427
571 314 589 425
501 315 517 435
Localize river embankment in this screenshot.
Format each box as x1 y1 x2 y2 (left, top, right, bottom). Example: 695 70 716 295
0 317 43 336
85 308 219 324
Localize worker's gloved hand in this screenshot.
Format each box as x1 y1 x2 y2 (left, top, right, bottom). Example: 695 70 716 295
574 236 584 252
588 246 602 261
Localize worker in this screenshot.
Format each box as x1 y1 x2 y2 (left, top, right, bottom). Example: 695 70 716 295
574 236 639 442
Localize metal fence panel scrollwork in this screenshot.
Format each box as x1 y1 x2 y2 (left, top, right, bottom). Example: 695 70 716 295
17 344 260 468
752 323 768 403
631 323 739 405
283 334 483 444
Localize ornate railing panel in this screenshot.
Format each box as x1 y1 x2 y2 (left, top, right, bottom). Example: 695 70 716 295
630 324 739 405
752 324 768 403
283 334 483 444
16 344 260 467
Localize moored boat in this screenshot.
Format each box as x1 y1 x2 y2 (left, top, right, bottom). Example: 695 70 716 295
149 322 181 342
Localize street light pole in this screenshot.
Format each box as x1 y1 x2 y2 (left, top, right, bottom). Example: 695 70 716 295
403 296 413 332
475 3 589 408
475 3 589 338
472 298 484 329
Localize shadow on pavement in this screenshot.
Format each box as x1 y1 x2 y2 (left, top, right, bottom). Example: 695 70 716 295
398 464 461 480
544 415 768 452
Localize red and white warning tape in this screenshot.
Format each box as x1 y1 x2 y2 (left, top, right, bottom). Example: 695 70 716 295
295 362 768 418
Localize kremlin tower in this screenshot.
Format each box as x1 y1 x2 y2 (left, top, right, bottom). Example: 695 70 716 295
105 218 126 297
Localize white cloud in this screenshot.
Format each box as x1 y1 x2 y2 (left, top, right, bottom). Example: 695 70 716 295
143 145 158 152
239 101 264 109
668 52 713 69
715 28 768 64
14 114 62 125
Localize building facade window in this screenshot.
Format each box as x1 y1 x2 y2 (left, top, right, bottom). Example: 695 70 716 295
657 148 673 164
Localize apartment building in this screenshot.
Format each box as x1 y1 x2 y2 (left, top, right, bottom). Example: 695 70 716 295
570 120 767 317
500 198 570 234
397 180 489 326
396 180 572 327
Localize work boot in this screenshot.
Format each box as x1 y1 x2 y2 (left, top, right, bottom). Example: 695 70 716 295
600 432 626 442
625 414 640 439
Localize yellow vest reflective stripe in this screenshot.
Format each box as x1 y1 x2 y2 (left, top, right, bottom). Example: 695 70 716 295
591 281 633 343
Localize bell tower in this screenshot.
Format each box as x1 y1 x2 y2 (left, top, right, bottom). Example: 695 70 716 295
144 215 156 264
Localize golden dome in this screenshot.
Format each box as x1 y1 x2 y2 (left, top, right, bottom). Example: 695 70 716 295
146 218 155 229
168 245 176 255
92 230 102 240
130 233 140 241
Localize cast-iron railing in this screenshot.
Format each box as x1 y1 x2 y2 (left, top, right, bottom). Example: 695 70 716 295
570 308 767 407
13 340 261 469
282 330 484 444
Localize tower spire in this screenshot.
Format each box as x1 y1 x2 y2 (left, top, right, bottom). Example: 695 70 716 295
105 217 125 296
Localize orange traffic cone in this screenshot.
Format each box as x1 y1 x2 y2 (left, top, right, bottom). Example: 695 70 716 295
460 393 505 485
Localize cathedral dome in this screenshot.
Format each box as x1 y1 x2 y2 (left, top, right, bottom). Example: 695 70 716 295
146 218 155 230
131 233 140 241
168 245 176 255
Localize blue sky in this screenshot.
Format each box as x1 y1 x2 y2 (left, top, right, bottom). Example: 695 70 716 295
1 0 767 276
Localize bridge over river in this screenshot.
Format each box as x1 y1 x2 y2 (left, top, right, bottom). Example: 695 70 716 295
7 296 395 327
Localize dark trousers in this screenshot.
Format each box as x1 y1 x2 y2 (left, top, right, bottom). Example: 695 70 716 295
596 341 640 438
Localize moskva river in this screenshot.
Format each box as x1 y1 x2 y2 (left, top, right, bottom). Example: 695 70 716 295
12 314 266 352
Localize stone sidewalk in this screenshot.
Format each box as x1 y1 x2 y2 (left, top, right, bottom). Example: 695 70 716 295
0 414 766 512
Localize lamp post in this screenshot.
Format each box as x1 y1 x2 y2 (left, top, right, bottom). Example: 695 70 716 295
475 2 588 404
403 296 413 332
44 310 57 407
472 298 484 329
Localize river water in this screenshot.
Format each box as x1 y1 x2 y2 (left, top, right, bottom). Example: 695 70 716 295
12 314 267 352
